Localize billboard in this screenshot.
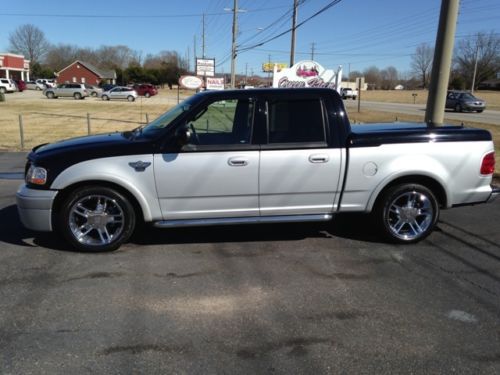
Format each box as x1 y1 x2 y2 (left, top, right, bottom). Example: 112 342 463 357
262 62 288 73
196 58 215 77
206 77 225 90
272 60 342 92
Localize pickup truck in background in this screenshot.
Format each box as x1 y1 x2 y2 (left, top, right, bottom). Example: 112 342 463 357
340 87 358 100
16 88 498 251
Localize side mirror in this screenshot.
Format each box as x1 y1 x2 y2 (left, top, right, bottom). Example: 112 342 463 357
175 124 192 146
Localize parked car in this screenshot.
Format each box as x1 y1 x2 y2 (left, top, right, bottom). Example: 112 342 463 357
26 81 45 90
100 86 137 102
84 84 103 97
340 87 358 100
445 90 486 113
36 79 55 89
14 79 27 92
44 83 89 100
16 88 498 251
133 83 158 98
0 78 17 93
101 84 117 92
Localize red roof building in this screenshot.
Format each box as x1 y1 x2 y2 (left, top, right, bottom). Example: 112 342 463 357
56 60 116 86
0 53 31 81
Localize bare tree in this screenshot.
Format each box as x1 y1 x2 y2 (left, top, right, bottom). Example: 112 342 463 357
454 31 500 90
380 66 399 90
411 43 434 88
8 24 50 63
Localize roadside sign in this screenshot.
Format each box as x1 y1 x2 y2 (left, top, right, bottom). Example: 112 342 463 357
196 58 215 77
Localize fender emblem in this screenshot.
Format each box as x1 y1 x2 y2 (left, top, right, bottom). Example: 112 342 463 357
128 161 151 172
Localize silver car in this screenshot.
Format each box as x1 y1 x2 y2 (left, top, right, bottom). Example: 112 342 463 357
44 83 89 100
84 84 103 97
100 86 137 102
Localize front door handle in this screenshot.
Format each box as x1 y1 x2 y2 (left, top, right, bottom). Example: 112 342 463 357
228 157 249 166
309 154 329 163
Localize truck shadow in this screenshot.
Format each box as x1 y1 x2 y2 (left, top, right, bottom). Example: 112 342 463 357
0 204 382 252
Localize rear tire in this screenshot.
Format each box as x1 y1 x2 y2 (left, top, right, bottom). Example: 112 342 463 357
374 183 439 244
477 110 483 113
74 92 82 100
57 186 136 252
455 104 462 112
145 92 151 98
102 95 109 101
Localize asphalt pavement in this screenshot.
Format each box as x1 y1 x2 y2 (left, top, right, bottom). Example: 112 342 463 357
1 152 500 374
344 100 500 126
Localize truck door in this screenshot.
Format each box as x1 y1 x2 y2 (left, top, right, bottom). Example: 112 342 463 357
259 96 343 216
154 97 259 220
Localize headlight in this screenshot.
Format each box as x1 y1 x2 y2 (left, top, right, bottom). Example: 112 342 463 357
26 165 47 185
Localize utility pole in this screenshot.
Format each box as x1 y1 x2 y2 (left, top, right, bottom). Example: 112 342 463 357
425 0 460 127
202 13 206 58
471 35 480 93
268 54 272 86
311 42 316 60
230 0 238 88
290 0 298 67
245 62 248 85
193 35 197 71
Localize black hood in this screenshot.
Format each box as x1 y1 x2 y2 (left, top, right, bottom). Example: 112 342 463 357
27 131 156 188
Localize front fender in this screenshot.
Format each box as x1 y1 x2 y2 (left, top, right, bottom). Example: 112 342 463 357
50 155 160 222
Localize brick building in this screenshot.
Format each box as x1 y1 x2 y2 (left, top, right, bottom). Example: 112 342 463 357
0 53 30 80
56 60 116 86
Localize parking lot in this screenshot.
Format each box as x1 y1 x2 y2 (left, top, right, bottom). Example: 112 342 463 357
1 152 500 374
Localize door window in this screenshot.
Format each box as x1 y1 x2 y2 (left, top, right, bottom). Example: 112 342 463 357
187 98 254 146
267 99 326 144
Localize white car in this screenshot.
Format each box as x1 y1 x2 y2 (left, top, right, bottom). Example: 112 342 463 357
100 86 137 102
0 78 17 93
36 79 55 88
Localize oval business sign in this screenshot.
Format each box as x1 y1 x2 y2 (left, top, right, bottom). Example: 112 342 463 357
179 75 203 90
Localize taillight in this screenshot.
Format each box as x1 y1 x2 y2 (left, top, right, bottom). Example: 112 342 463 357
480 152 495 175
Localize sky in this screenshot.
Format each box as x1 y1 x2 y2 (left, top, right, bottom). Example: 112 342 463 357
1 0 499 78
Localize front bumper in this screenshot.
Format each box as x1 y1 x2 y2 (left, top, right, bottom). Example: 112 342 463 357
16 184 58 232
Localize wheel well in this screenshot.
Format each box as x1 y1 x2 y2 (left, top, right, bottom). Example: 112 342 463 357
375 175 447 209
52 180 144 224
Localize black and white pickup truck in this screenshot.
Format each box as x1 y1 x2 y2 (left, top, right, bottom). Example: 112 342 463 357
17 88 498 251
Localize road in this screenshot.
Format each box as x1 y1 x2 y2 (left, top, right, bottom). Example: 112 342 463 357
1 152 500 374
344 100 500 126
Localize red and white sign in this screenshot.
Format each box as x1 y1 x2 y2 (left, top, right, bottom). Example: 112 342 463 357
179 75 203 90
206 77 224 90
272 60 342 93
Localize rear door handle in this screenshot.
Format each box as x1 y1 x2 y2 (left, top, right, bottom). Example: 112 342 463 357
309 154 329 163
228 157 249 166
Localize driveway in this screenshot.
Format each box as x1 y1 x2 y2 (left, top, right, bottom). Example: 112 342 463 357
1 152 500 373
345 100 500 126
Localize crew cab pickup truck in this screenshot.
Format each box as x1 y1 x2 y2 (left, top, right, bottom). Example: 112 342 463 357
340 87 358 100
16 88 498 251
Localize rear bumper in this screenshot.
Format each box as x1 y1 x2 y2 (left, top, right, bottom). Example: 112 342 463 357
489 185 500 203
16 184 58 232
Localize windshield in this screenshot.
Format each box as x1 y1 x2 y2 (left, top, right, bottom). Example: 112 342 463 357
461 93 478 101
141 96 198 136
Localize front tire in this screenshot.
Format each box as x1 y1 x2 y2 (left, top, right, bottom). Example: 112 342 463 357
58 186 136 252
455 104 462 112
102 95 109 101
375 183 439 243
127 95 135 102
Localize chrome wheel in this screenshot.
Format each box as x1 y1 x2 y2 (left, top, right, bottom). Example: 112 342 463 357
68 194 125 246
376 183 439 243
386 191 433 241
